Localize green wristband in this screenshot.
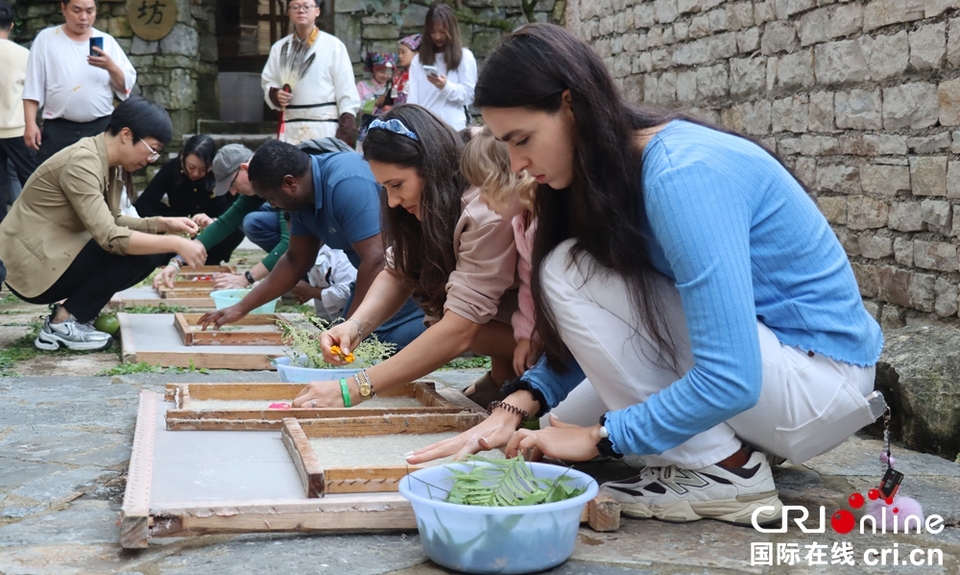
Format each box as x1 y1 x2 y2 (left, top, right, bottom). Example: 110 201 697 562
339 378 352 408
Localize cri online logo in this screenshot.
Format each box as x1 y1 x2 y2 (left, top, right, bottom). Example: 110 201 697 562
751 490 945 535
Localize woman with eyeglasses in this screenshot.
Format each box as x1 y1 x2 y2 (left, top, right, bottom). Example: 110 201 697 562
134 135 244 265
0 96 206 352
290 104 520 410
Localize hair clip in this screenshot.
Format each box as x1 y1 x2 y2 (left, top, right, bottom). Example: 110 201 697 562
368 118 419 141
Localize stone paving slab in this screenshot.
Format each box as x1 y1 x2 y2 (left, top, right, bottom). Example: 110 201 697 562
0 371 957 575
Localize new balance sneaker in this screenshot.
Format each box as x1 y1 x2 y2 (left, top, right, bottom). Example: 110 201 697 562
35 309 113 352
600 449 783 526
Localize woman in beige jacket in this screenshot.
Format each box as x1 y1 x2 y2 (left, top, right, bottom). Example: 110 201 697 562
0 96 206 351
291 104 519 409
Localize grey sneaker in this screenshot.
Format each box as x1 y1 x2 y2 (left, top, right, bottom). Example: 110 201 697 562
35 313 113 351
600 449 783 526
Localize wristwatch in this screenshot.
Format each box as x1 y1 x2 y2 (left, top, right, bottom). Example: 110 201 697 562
597 414 623 459
355 370 374 400
244 270 255 285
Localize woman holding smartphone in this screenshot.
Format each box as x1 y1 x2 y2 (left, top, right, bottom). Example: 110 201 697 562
407 3 476 130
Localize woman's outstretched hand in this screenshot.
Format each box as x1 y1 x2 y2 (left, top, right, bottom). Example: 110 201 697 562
405 409 521 465
319 321 361 366
213 272 250 289
153 264 179 290
175 238 207 267
504 415 602 462
292 379 354 408
159 216 199 235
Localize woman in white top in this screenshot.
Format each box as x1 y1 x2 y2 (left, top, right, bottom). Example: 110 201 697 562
407 3 477 130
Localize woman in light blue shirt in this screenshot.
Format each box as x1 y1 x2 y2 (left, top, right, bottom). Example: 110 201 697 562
408 23 883 527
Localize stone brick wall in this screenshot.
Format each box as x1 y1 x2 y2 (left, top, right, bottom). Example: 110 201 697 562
9 0 218 153
568 0 960 330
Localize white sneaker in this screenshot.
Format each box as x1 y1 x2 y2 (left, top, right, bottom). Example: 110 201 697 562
35 312 113 352
600 449 783 526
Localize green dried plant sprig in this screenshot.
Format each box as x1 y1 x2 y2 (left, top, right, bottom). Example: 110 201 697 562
278 314 396 369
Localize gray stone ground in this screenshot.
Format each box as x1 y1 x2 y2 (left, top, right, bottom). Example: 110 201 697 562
1 295 959 574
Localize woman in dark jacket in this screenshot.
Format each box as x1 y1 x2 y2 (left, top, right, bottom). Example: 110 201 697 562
135 134 244 264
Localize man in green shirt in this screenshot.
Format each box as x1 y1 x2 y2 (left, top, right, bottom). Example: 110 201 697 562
154 144 289 289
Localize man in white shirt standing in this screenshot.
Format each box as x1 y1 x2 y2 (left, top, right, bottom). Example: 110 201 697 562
22 0 137 164
261 0 360 147
0 0 37 222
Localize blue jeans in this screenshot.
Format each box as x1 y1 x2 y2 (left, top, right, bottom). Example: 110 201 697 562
0 258 6 291
374 299 427 351
241 204 282 253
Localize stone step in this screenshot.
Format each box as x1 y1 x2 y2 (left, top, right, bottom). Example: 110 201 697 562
181 132 276 150
196 120 276 135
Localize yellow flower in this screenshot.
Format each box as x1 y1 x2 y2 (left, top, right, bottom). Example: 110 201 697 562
329 345 355 363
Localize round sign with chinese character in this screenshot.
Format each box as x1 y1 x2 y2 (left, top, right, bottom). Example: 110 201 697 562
127 0 178 41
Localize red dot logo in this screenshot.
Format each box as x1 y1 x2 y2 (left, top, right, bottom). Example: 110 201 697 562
892 507 899 514
831 509 856 534
868 488 880 500
848 493 865 509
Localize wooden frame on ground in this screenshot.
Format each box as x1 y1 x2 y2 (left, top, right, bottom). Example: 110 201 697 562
173 313 288 346
119 391 620 549
164 380 477 430
117 313 290 369
280 413 488 498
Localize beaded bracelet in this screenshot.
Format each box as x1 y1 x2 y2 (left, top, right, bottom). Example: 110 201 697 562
339 378 352 408
487 401 529 430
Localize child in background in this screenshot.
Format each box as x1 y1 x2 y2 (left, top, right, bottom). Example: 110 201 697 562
460 127 539 376
306 244 358 322
394 34 421 107
356 52 397 143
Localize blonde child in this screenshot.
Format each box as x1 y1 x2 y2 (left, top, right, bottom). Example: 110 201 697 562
460 127 538 376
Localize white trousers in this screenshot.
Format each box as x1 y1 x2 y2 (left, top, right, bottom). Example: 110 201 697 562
541 240 877 469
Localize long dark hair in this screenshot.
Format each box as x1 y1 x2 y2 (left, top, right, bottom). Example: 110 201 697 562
362 104 465 318
474 23 680 371
419 2 463 71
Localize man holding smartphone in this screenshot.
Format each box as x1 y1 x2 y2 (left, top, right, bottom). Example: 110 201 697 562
23 0 136 164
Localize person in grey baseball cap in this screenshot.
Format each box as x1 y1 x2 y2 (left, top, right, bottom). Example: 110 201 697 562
154 143 292 290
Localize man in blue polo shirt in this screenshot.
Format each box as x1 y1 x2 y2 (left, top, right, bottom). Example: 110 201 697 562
199 139 424 349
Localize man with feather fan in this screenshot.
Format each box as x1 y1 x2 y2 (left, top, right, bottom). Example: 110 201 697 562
261 0 360 146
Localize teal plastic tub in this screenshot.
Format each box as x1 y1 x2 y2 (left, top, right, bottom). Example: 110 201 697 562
209 289 278 314
398 461 598 574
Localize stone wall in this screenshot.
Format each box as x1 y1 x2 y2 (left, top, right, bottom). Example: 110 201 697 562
10 0 218 153
9 1 562 139
569 0 960 330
